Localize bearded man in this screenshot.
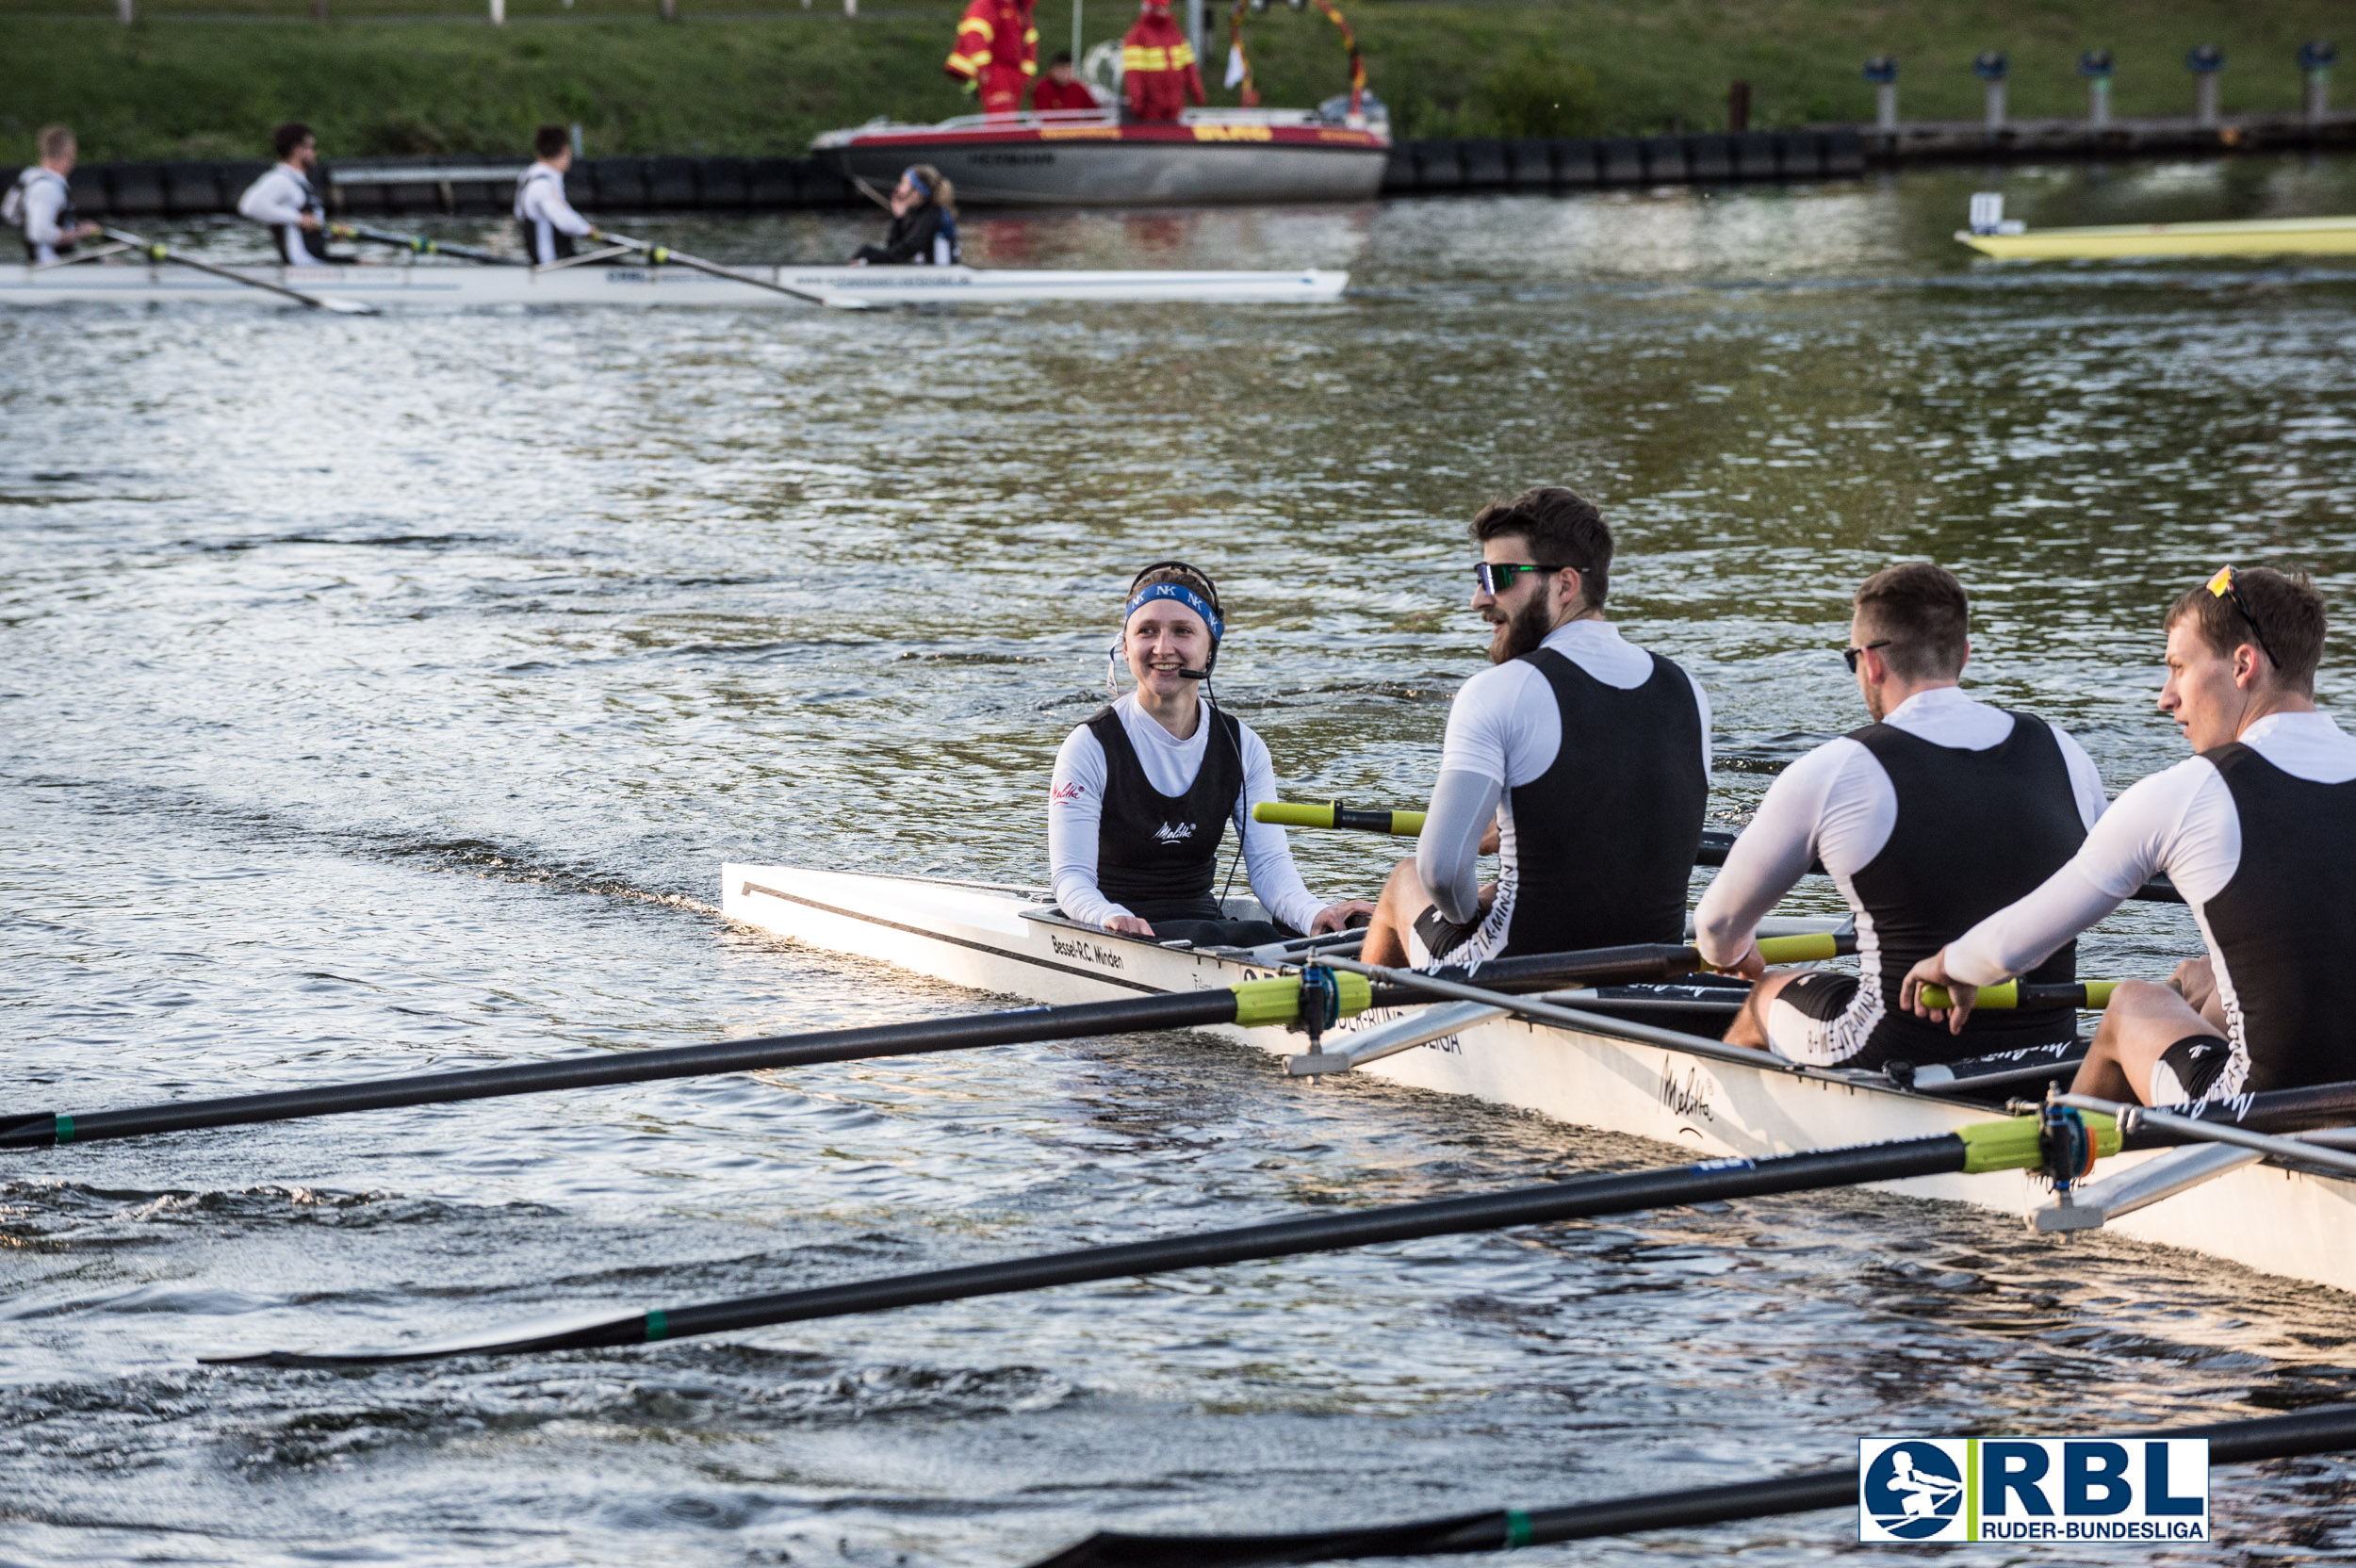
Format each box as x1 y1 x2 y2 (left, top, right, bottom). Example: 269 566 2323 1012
1361 487 1712 968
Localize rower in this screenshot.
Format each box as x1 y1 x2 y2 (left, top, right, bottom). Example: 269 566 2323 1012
1049 562 1375 947
1360 487 1711 969
1905 567 2350 1104
236 122 338 265
6 125 100 264
515 125 599 267
850 167 959 267
1693 563 2107 1070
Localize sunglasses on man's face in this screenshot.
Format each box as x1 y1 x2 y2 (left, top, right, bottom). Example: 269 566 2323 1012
1473 562 1565 596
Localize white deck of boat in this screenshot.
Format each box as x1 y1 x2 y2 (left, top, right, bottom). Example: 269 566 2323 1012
722 863 2356 1298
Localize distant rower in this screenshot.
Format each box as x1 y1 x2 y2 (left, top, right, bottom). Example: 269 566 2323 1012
237 122 337 264
515 125 600 267
7 124 99 264
1362 487 1711 968
1049 562 1375 947
1695 563 2106 1069
1906 567 2351 1104
851 166 959 267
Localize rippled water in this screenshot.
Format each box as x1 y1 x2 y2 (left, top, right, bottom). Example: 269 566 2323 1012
8 156 2356 1564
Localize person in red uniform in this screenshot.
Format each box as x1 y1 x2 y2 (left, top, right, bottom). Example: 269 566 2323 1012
1121 0 1205 122
944 0 1039 118
1030 51 1101 113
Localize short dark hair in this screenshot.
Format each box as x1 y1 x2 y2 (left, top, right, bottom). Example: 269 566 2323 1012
1854 562 1970 681
2165 566 2327 694
534 124 571 158
1050 49 1074 64
1468 487 1611 609
272 122 314 159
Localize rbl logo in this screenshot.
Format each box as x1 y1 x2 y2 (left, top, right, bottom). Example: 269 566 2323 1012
1859 1438 2208 1543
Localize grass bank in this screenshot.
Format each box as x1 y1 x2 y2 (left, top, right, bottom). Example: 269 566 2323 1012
2 0 2347 161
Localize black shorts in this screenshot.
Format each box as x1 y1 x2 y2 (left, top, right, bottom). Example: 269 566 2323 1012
1410 905 1483 966
2152 1034 2233 1104
1754 970 1870 1064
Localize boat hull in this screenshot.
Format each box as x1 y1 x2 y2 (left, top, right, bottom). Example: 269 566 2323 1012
722 862 2356 1298
0 261 1350 309
1960 216 2356 259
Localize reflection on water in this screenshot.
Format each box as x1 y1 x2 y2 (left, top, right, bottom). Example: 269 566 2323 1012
6 158 2356 1564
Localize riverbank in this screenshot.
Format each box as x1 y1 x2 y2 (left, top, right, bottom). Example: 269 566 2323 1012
2 0 2348 161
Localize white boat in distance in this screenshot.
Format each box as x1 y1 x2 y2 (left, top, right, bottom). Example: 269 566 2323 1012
722 862 2356 1298
0 259 1350 309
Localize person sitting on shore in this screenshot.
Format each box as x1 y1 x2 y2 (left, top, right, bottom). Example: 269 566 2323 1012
850 166 960 267
7 124 100 265
1031 52 1102 113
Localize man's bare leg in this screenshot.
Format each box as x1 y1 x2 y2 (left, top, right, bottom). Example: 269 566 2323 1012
2069 978 2223 1104
1723 970 1807 1050
1359 857 1427 969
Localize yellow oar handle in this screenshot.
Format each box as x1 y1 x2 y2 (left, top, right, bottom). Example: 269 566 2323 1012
1751 932 1850 965
1252 801 1426 837
1918 980 2119 1012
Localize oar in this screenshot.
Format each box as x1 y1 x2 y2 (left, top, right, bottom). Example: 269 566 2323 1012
104 227 377 315
595 229 859 308
1026 1402 2356 1568
203 1108 2110 1366
329 222 517 265
1258 803 2184 904
0 939 1824 1152
2061 1090 2356 1177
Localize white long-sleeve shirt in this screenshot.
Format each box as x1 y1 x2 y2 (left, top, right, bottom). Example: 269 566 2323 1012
1693 687 2108 967
514 163 593 265
1947 710 2356 986
237 164 323 261
1416 618 1712 924
6 167 74 262
1049 695 1326 933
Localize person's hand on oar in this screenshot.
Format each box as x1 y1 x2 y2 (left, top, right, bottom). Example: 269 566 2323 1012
1901 946 1980 1032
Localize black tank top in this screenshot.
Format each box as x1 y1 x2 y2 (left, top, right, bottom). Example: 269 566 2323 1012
1497 646 1707 958
2198 743 2356 1095
1846 711 2086 1066
1086 703 1245 924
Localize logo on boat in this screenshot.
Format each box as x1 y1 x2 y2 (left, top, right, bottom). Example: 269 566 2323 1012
1858 1439 2208 1543
971 151 1056 165
1659 1062 1715 1123
1191 124 1274 142
1047 933 1125 970
1153 822 1196 844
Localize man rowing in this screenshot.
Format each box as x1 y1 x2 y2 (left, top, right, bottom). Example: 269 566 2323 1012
1050 562 1374 947
237 122 338 264
1694 563 2107 1069
515 125 600 266
1361 487 1711 968
7 125 100 264
1905 567 2351 1104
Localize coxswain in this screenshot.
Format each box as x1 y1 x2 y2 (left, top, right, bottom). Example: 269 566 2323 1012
1030 50 1102 113
944 0 1039 118
850 167 959 267
1050 563 1376 946
1120 0 1206 122
1360 487 1712 968
1904 567 2353 1104
7 125 100 264
236 122 338 264
1693 563 2108 1070
515 125 599 266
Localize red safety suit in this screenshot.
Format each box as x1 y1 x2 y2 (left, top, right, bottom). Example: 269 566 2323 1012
1121 1 1205 122
945 0 1039 118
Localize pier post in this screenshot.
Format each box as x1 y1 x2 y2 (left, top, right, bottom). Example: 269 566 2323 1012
2301 41 2337 123
1863 57 1897 131
2188 45 2223 127
117 0 131 21
489 0 503 22
1187 0 1203 76
2079 50 2112 127
1728 79 1751 132
1973 51 2007 131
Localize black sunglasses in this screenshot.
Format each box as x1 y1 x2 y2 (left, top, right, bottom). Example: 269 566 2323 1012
1842 638 1892 674
1474 563 1567 596
2207 566 2282 670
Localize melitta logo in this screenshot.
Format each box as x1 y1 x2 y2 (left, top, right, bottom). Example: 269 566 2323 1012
1153 823 1196 844
1859 1439 2208 1543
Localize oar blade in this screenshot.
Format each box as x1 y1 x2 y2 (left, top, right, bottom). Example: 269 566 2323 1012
818 293 875 311
1028 1512 1503 1568
201 1306 650 1367
316 297 379 317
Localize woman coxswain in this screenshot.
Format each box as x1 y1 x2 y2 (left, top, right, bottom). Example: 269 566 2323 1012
850 166 960 267
1049 563 1376 948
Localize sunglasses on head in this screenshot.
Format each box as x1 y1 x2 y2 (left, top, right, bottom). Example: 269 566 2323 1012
2207 565 2282 670
1473 562 1566 596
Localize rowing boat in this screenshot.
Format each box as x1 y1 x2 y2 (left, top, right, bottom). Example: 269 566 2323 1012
0 260 1350 309
1957 214 2356 260
721 862 2356 1296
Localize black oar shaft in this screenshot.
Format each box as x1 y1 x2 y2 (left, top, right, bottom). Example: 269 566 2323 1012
221 1135 1968 1365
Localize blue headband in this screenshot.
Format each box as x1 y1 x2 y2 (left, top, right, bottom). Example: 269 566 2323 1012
903 169 930 199
1125 581 1222 641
